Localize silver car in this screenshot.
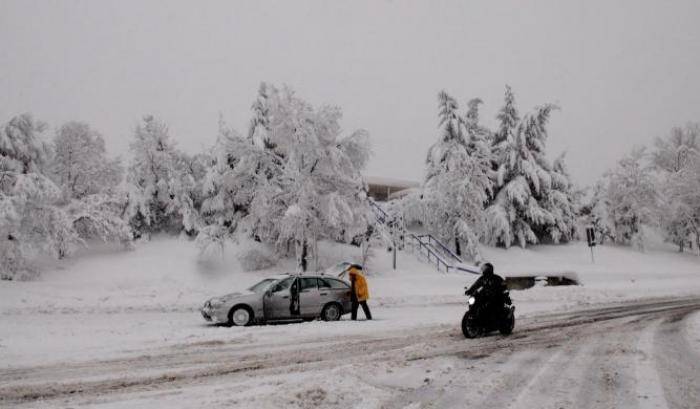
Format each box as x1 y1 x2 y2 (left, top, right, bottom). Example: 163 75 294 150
201 274 353 326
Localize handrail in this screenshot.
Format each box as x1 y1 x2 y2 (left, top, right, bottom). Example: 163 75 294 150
368 199 389 222
407 234 452 273
454 264 481 275
415 234 463 263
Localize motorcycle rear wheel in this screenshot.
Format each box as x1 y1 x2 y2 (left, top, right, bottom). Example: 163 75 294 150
499 311 515 335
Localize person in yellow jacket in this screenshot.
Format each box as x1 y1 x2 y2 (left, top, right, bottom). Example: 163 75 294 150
345 264 372 320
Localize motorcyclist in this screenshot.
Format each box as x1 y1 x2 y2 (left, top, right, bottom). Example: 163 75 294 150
465 263 506 316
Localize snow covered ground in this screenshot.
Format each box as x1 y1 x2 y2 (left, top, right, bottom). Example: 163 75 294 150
1 237 699 407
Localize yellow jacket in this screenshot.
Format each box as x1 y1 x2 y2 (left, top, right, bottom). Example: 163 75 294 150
348 267 369 301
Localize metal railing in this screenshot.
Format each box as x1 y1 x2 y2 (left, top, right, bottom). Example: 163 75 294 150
415 234 463 264
407 234 453 273
407 234 481 275
368 199 389 224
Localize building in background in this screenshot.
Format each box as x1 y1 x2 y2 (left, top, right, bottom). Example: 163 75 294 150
365 176 419 202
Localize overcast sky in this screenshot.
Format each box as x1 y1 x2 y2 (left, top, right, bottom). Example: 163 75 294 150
2 0 699 186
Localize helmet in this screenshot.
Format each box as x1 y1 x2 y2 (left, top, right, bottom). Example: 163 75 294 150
481 262 494 276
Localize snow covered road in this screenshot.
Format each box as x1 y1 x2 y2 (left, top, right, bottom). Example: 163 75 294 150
2 296 699 408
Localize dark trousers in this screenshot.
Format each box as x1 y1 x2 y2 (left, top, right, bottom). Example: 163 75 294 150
351 299 372 320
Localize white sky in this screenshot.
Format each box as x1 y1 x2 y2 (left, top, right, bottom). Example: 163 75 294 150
2 0 699 186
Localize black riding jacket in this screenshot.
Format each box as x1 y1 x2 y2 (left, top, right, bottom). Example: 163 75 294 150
466 273 506 299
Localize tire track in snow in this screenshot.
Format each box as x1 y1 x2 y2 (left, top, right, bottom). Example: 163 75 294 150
1 297 699 407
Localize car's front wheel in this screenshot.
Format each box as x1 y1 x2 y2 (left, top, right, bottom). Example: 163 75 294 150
321 303 342 321
229 306 253 326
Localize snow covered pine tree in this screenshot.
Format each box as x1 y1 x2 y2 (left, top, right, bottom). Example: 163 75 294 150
405 91 492 260
485 86 576 247
125 115 200 238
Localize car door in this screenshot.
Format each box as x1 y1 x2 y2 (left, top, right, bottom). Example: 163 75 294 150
299 277 322 317
320 277 352 312
263 277 297 320
316 277 335 310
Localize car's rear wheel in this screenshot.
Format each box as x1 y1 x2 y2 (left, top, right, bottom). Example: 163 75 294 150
229 306 253 326
321 303 342 321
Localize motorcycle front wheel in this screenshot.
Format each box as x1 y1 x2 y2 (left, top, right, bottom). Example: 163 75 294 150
461 311 483 338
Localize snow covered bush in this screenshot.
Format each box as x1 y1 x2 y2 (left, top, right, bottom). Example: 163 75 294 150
66 194 132 247
237 244 278 271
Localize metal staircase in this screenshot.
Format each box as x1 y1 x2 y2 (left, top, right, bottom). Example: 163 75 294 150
368 200 479 275
406 234 479 274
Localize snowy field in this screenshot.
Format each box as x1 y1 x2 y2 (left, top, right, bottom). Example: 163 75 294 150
1 237 699 408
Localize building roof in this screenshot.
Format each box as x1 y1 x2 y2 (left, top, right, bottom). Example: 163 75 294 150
365 176 420 189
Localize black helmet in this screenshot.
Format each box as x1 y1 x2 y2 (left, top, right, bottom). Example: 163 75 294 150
481 262 494 276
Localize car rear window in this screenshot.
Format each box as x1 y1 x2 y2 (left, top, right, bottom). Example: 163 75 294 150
300 277 317 291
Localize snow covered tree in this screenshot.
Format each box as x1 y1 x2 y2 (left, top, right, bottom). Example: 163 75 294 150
541 152 579 243
46 121 131 247
406 91 492 260
486 89 556 247
196 117 280 259
651 123 700 253
579 181 615 244
604 147 658 250
492 85 519 150
485 86 576 247
49 121 122 200
0 114 80 279
243 84 372 271
196 84 370 269
125 115 199 237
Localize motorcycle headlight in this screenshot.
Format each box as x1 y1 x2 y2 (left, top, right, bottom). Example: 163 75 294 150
468 297 476 306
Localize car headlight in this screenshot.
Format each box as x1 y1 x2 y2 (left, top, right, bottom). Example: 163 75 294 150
468 297 476 306
209 298 225 308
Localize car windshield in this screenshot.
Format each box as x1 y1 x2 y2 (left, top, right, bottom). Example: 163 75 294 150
248 278 278 293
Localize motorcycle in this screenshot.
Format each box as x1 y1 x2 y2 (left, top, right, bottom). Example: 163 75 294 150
461 287 515 338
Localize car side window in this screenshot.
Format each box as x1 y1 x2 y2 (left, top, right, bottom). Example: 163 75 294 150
273 277 293 292
299 277 317 291
317 278 332 289
326 278 350 289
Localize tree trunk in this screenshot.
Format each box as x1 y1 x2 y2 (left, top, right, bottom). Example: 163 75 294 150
454 237 461 257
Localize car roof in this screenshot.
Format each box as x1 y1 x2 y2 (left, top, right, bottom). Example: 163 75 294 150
275 273 348 281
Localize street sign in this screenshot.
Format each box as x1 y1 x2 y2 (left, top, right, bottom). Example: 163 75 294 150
586 227 596 247
585 226 596 263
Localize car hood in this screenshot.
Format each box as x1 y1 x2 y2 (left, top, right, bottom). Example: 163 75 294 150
211 291 258 302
